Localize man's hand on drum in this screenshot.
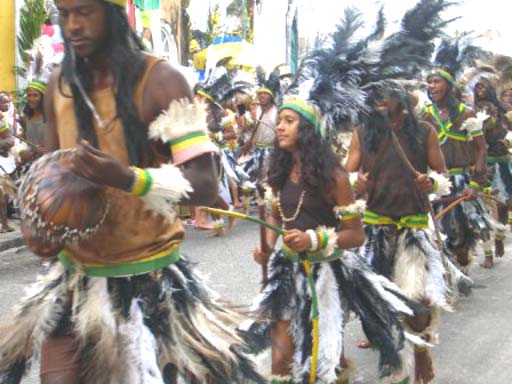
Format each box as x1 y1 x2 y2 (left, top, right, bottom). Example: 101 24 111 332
71 140 134 190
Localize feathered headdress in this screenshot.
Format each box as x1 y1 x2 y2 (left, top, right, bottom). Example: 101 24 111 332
254 64 292 104
280 0 454 139
196 57 252 105
493 55 512 97
428 32 489 85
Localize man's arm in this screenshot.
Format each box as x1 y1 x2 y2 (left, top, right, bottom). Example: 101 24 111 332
44 68 60 152
142 61 219 206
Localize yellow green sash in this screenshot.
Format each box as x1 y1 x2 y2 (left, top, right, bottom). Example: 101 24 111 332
363 210 429 229
427 103 467 142
58 244 181 277
282 245 344 263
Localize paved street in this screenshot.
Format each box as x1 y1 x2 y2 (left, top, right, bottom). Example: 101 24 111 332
1 220 511 383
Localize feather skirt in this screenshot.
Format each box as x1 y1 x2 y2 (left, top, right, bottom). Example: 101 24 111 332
247 249 417 383
435 173 493 252
360 225 451 310
0 258 265 384
240 147 273 181
489 160 512 202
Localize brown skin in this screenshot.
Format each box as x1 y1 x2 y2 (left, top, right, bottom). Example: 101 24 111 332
500 89 512 110
254 109 364 377
0 94 10 113
41 3 217 382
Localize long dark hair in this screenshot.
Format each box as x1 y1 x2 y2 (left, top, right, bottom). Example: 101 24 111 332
473 79 507 115
267 115 341 194
365 90 421 153
58 3 148 166
23 91 45 121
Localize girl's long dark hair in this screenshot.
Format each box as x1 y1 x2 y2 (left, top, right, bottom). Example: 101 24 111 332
59 3 148 166
267 115 341 194
23 91 45 121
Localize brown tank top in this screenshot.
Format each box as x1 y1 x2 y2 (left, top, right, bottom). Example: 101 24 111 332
53 55 184 265
360 120 429 217
476 101 509 157
279 179 338 231
422 104 474 169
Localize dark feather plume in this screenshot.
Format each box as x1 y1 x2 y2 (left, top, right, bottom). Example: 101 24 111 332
283 0 454 137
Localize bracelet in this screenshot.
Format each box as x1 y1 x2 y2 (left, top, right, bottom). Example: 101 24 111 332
429 177 438 194
306 229 319 252
128 167 153 196
316 229 329 250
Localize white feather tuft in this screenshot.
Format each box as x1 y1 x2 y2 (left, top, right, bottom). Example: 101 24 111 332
504 130 512 148
148 98 208 142
142 164 193 222
460 111 488 139
118 300 164 383
428 171 452 196
333 199 366 217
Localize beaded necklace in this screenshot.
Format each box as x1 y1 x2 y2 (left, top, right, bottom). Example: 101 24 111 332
277 190 306 222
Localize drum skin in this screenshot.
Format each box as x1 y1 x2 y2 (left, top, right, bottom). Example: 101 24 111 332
19 150 108 246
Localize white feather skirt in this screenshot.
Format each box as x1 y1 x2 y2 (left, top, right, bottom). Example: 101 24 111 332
0 257 265 384
488 158 512 202
244 249 417 382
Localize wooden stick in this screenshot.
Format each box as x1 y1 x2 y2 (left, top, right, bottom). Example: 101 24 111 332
256 183 269 286
434 195 470 220
388 130 453 286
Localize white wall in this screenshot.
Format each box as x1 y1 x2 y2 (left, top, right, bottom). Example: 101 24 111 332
253 0 289 71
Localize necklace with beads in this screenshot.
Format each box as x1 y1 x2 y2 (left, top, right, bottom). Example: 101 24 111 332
277 189 306 222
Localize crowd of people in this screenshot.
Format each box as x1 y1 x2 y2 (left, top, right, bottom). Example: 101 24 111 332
0 0 512 383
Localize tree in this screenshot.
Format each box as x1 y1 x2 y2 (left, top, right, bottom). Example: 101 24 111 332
17 0 47 65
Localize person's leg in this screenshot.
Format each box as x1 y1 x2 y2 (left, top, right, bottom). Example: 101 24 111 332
405 301 435 384
270 320 294 380
495 205 508 257
40 335 81 384
0 192 13 232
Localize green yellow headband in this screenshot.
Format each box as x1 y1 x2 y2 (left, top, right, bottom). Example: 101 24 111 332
105 0 127 6
27 80 46 94
196 89 215 104
280 97 323 131
256 87 274 98
428 68 455 85
0 121 9 133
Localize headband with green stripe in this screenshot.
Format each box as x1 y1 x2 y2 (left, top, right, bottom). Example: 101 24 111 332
279 97 325 137
256 87 274 98
427 68 455 85
27 80 46 94
105 0 127 6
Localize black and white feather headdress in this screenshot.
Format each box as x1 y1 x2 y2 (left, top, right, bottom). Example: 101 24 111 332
196 57 252 105
254 64 292 105
279 0 454 140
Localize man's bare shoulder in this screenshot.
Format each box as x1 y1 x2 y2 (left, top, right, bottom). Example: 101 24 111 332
146 60 192 105
142 59 192 124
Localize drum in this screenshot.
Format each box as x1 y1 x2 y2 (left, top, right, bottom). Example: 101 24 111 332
19 149 109 245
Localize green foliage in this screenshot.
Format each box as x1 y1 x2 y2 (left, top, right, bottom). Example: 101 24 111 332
17 0 47 65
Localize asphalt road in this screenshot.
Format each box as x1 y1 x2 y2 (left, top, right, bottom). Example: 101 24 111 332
1 220 511 383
